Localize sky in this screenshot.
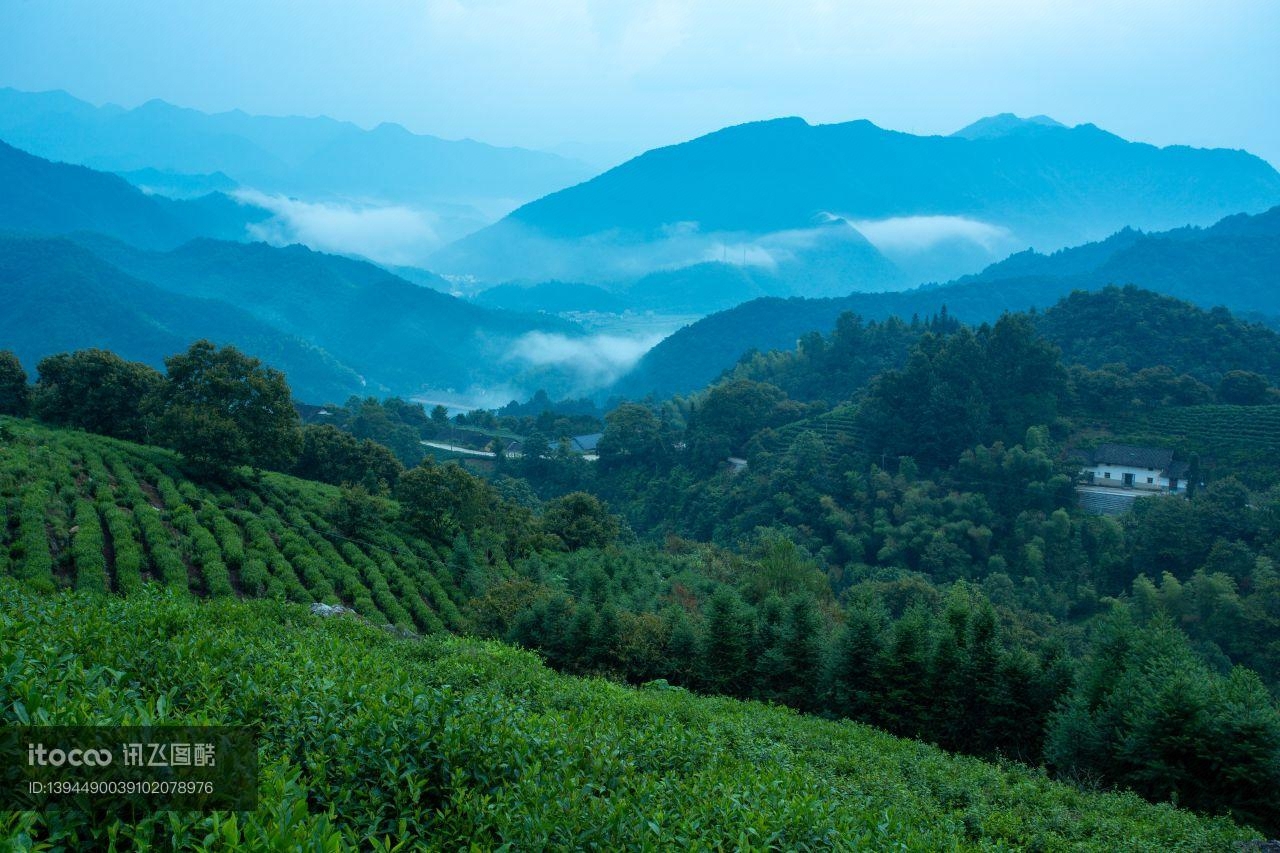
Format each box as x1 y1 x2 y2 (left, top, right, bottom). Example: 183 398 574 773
1 0 1277 168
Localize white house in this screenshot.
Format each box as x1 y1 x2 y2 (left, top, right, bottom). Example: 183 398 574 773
1078 444 1188 493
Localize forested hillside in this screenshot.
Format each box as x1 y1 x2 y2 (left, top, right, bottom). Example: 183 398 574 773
4 308 1280 838
0 236 364 401
0 140 600 401
67 234 581 396
0 139 268 247
616 208 1280 398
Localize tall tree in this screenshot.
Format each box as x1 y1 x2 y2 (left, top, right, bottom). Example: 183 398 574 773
826 601 887 720
540 492 620 551
153 341 302 474
0 350 28 416
33 349 161 441
700 586 752 696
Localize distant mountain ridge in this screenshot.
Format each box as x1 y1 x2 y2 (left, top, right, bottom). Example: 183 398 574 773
0 236 362 401
0 87 595 248
0 140 598 402
0 139 268 249
951 113 1066 139
435 114 1280 293
611 206 1280 399
69 234 581 397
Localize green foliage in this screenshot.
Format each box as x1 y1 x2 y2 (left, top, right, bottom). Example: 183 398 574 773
727 311 960 405
0 350 28 416
1046 613 1280 832
858 315 1066 471
597 402 664 468
1040 286 1280 387
70 499 107 592
153 340 302 474
540 491 620 551
293 424 404 489
0 581 1260 849
395 459 505 545
0 419 461 633
33 348 162 441
1218 370 1272 405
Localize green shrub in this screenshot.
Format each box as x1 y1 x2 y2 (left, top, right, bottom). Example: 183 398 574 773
70 499 107 593
0 581 1259 850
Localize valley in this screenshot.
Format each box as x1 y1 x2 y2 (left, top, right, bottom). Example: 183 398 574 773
1 5 1278 846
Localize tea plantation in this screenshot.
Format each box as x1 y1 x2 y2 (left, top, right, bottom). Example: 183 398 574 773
0 418 1267 848
0 418 464 633
0 581 1260 850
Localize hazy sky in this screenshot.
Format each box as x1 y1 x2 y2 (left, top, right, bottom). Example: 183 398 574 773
1 0 1277 167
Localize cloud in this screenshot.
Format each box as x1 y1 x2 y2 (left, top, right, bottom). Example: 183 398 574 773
844 215 1013 252
506 331 664 390
234 189 440 266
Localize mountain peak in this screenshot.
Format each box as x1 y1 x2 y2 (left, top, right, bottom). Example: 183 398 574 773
951 113 1066 140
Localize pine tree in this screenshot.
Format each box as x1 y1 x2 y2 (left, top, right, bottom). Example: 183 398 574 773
826 601 886 720
780 595 824 712
876 606 934 738
700 587 752 697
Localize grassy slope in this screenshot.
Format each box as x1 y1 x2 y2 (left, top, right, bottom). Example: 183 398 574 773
0 582 1258 850
0 418 1264 848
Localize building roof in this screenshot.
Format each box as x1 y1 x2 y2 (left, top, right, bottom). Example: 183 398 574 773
571 432 603 452
1089 443 1174 470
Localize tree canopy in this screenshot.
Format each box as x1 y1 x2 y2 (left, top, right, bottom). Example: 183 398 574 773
152 340 301 474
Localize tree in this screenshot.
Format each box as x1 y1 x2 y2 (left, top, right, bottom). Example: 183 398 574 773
778 595 824 712
293 424 403 490
33 349 162 440
540 491 620 551
395 459 497 543
688 379 792 469
346 397 425 466
597 403 663 468
827 600 886 720
876 606 934 738
0 350 28 416
1046 615 1280 834
153 341 302 474
1217 370 1270 406
329 484 394 540
700 586 752 696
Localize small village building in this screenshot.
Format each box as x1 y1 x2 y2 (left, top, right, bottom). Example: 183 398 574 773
570 432 603 461
1078 444 1188 493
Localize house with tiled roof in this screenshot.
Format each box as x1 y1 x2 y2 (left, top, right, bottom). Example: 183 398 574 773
1078 443 1189 493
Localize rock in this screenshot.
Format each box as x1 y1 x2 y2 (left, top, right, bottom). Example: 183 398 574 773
309 602 350 617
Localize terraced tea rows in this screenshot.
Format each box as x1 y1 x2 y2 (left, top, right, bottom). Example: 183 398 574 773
0 418 465 633
1149 404 1280 456
760 404 865 454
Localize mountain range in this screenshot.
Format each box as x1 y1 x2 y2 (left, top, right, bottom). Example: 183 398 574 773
611 205 1280 399
0 139 269 249
0 235 362 401
0 87 594 252
5 103 1280 409
436 114 1280 296
0 140 589 403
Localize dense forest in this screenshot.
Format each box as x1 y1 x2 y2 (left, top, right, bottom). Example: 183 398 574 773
3 280 1280 838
